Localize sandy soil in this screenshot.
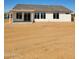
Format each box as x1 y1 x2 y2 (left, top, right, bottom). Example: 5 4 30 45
4 19 9 24
4 21 75 59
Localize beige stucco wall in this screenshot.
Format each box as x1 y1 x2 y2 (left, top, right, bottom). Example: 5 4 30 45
12 12 71 22
12 12 34 22
35 13 71 22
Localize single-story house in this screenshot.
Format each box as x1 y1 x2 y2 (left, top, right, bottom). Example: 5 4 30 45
9 4 74 23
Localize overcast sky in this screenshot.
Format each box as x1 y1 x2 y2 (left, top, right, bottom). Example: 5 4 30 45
4 0 75 12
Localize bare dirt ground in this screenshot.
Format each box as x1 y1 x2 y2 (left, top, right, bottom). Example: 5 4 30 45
4 20 75 59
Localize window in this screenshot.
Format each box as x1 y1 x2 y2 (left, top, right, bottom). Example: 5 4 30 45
53 13 59 19
41 12 46 19
34 12 46 19
34 13 39 19
16 12 22 19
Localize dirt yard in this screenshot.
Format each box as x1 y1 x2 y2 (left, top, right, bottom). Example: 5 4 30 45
4 20 75 59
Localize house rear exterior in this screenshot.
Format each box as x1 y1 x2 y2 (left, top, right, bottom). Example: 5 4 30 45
9 4 73 23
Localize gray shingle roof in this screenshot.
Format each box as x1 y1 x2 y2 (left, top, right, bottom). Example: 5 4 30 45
12 4 73 13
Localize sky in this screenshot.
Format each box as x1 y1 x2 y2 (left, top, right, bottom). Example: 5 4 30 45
4 0 75 12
